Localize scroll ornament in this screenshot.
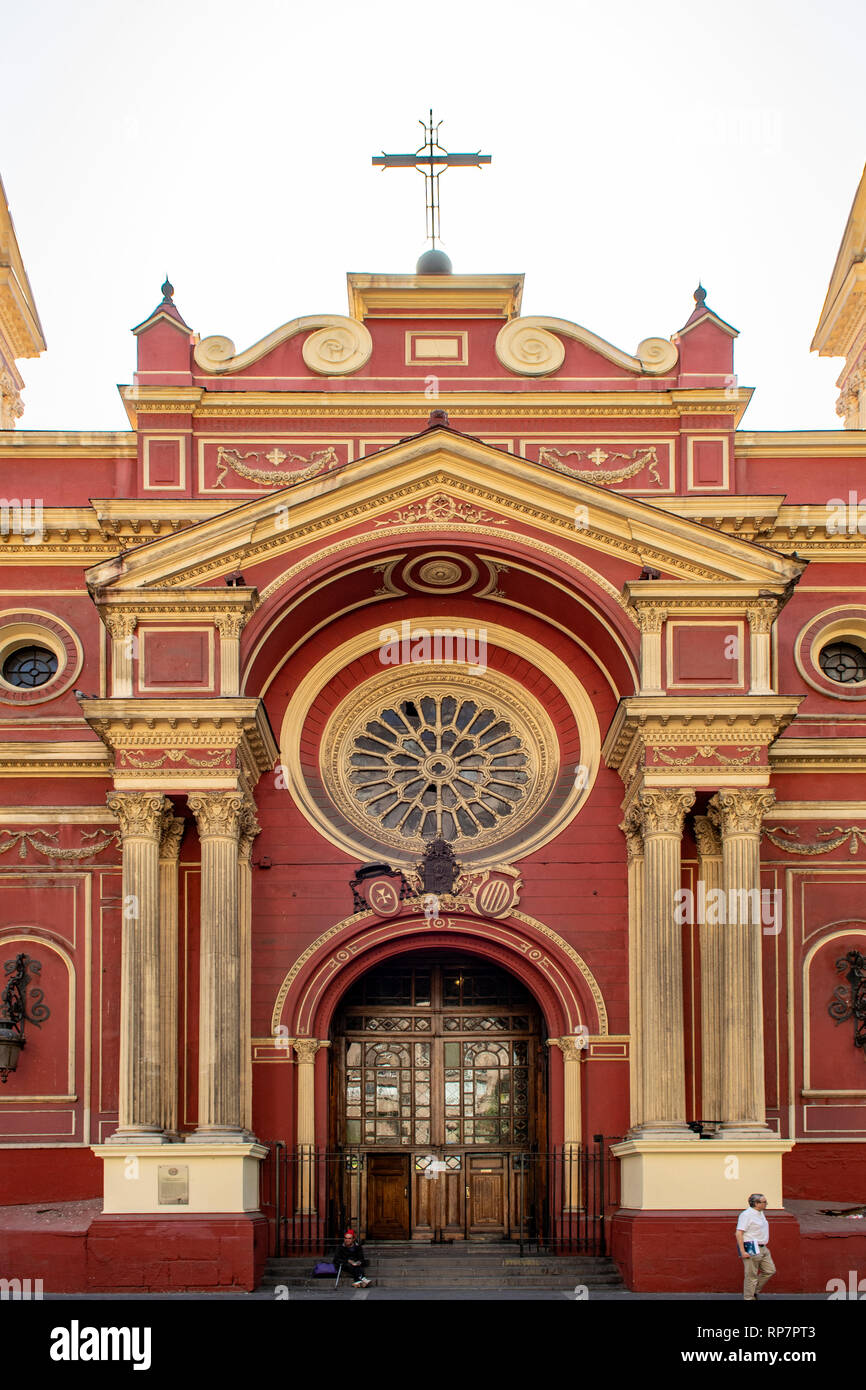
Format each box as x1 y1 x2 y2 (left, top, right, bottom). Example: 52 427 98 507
495 315 678 378
194 315 373 377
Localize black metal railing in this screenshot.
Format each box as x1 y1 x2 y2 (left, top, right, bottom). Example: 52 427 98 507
259 1138 621 1258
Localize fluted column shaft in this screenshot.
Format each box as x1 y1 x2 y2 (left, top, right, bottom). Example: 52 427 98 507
158 816 185 1137
694 815 724 1129
708 788 775 1137
107 791 171 1142
188 791 247 1140
628 788 695 1137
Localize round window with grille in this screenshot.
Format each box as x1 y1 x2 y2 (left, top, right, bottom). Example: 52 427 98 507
819 640 866 685
321 669 560 863
1 645 59 688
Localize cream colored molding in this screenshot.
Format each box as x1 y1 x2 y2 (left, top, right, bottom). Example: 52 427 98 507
117 384 754 425
495 316 678 378
194 315 373 377
769 801 866 820
346 272 524 321
0 806 118 824
736 429 866 455
769 738 866 773
0 433 136 457
0 742 111 777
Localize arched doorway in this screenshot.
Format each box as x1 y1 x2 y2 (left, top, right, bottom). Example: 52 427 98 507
330 947 547 1241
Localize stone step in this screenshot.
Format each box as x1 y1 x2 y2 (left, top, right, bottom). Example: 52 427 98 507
262 1278 622 1289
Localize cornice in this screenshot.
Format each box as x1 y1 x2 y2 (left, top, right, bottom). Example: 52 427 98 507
0 432 136 456
0 741 112 777
602 695 803 779
118 385 752 425
768 738 866 773
736 429 866 455
77 696 279 777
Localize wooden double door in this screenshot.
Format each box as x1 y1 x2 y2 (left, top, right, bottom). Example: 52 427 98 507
365 1150 512 1240
333 954 546 1240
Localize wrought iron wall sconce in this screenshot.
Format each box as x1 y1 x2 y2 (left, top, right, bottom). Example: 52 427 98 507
828 949 866 1057
0 952 51 1082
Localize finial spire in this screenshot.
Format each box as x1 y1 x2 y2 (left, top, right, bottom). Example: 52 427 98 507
694 283 707 307
161 276 174 303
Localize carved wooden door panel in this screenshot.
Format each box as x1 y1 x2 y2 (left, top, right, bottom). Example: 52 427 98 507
466 1153 508 1237
367 1154 410 1238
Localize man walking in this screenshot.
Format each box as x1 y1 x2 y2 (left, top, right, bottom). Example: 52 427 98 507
736 1193 776 1300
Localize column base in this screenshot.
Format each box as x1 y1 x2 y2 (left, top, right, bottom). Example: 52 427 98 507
611 1138 793 1209
626 1123 700 1142
103 1127 170 1146
93 1141 268 1214
188 1126 257 1145
709 1122 777 1142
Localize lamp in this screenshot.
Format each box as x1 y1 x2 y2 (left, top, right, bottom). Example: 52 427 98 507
0 953 50 1083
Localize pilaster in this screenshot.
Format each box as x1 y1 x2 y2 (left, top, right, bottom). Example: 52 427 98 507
158 814 185 1137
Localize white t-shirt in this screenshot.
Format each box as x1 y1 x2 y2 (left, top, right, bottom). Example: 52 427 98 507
737 1207 769 1248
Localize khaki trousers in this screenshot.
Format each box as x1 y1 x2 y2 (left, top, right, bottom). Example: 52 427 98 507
743 1246 775 1299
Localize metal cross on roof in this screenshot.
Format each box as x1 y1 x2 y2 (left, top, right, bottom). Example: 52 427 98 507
372 111 491 250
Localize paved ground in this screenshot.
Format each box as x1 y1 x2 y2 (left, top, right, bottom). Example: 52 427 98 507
39 1288 828 1300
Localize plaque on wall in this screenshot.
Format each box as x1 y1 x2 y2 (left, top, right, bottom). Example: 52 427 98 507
158 1164 189 1206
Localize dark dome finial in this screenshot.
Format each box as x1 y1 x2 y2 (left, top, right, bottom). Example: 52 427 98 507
161 276 175 303
416 247 453 275
694 283 707 307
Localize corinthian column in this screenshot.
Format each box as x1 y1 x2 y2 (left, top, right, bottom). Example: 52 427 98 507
708 788 776 1138
188 790 248 1141
106 791 171 1142
292 1038 330 1213
694 815 724 1131
629 787 696 1138
158 815 185 1137
237 802 261 1136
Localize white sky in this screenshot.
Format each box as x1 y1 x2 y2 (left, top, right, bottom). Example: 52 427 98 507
2 0 864 432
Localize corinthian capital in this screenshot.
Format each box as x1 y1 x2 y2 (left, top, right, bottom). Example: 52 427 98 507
635 603 668 635
620 806 645 863
102 609 138 641
693 814 722 860
708 788 776 837
634 787 695 836
291 1038 330 1064
745 602 777 636
238 798 262 863
159 814 186 861
215 610 248 640
107 790 171 839
188 790 246 839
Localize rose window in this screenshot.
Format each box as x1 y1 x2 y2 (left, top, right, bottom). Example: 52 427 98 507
349 694 530 842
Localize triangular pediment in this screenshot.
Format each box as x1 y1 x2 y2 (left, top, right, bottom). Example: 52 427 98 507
85 428 804 594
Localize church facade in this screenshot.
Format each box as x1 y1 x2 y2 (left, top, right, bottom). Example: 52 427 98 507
1 166 866 1293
